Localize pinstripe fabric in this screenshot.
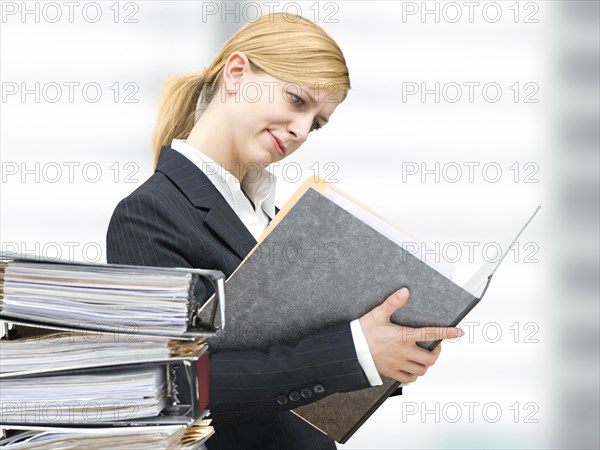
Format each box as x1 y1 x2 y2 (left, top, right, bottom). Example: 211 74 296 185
106 146 371 450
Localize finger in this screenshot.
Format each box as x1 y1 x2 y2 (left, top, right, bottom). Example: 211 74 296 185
399 326 464 342
376 287 410 321
394 370 418 384
397 360 429 377
406 346 439 366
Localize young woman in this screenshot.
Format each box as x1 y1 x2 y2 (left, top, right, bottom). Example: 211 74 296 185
106 13 462 450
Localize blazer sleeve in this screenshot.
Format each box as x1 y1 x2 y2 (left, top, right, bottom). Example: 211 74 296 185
106 191 372 420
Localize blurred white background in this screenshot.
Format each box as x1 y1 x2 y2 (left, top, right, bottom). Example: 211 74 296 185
1 1 598 448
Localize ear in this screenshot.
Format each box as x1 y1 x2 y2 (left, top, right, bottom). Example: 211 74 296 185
222 52 251 93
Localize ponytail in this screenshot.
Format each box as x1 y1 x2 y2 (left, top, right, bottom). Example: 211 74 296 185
150 68 224 168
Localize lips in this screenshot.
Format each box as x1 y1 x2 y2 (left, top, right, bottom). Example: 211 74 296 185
268 131 286 157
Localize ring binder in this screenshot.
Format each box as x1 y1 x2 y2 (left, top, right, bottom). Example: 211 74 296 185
0 251 226 337
0 355 210 427
197 176 541 443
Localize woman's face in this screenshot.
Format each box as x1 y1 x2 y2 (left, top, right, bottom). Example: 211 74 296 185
222 54 345 170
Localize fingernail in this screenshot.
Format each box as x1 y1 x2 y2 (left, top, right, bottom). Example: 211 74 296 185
457 329 464 337
396 287 409 298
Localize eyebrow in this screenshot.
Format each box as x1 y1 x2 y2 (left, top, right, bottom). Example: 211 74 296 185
301 88 329 126
305 90 317 104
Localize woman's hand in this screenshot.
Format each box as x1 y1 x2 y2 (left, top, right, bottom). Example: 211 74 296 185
359 287 463 384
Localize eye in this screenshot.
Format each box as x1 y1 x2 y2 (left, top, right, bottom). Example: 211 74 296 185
287 93 304 106
286 92 321 133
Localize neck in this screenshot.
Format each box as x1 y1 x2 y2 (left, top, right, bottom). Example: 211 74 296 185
186 107 247 182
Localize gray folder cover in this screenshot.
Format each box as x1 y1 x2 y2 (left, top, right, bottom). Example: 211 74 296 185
204 187 483 442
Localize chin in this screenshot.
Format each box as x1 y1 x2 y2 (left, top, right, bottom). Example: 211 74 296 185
242 155 269 173
256 148 278 166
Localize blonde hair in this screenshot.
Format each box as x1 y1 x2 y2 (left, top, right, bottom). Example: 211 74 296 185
150 13 350 167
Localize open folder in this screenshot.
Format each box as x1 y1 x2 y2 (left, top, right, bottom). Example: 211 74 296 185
199 176 540 443
0 253 226 338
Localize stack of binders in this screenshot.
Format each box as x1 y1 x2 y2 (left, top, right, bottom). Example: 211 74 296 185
0 252 226 449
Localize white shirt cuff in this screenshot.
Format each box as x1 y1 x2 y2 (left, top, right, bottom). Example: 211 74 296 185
350 319 383 386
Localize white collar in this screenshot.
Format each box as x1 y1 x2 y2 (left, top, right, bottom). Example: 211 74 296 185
170 139 277 219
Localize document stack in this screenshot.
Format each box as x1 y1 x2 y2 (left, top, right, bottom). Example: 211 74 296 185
0 252 226 449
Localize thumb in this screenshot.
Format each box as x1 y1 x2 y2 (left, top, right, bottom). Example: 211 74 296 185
376 287 410 321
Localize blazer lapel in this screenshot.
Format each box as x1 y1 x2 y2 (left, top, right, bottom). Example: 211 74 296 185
204 197 258 259
155 146 257 260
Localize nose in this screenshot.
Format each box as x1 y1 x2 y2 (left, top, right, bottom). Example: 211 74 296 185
286 114 313 144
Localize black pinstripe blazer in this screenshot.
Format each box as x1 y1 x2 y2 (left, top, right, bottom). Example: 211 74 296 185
106 145 371 450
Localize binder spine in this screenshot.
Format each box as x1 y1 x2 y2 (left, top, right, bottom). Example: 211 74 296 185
196 352 209 413
188 273 201 326
0 260 6 304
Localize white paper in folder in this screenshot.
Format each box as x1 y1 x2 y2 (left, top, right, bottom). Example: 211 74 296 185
323 187 455 278
0 367 167 424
